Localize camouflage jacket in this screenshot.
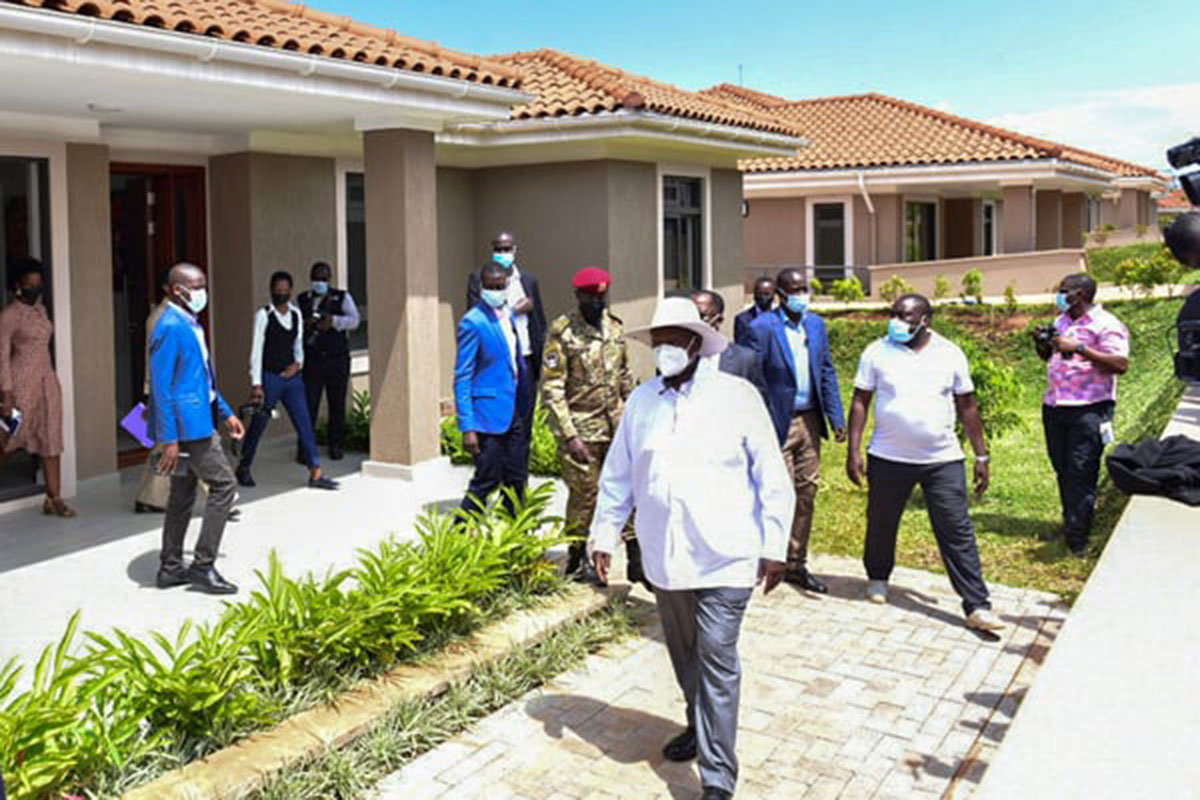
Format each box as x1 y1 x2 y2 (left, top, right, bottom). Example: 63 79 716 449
540 309 633 443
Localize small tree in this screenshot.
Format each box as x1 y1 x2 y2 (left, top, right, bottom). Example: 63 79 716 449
808 276 824 296
1003 281 1018 315
829 276 865 305
878 274 915 303
962 268 984 302
933 274 952 300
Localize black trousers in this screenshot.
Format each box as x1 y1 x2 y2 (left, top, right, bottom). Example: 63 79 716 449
460 413 529 515
303 354 351 451
162 435 237 570
864 455 991 614
1042 401 1113 549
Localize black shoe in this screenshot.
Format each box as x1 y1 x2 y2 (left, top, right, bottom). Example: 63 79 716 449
235 465 256 487
308 475 339 490
662 728 697 762
227 508 241 523
572 559 606 587
186 564 238 595
329 447 344 461
135 501 164 514
701 788 732 800
1068 541 1089 558
624 538 652 592
564 545 584 578
156 565 190 589
783 567 828 594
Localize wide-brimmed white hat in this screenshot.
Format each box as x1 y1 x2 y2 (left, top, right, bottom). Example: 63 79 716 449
627 296 728 357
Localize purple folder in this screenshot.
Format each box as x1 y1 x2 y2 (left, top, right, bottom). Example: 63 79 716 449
120 403 155 448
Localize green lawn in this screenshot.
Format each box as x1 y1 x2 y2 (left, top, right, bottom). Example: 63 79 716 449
808 298 1185 604
1085 241 1163 281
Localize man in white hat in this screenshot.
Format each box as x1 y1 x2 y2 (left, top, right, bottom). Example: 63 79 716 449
588 297 795 800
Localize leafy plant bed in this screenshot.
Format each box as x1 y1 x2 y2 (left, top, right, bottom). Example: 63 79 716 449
0 486 568 800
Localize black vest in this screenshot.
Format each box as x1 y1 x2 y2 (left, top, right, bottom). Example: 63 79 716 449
298 289 350 359
263 306 299 375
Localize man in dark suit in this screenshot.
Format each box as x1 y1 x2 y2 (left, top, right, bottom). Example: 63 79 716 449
748 267 846 593
456 262 532 514
691 290 768 403
733 276 777 347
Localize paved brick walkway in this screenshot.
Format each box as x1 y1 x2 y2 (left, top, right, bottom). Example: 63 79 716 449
373 553 1066 800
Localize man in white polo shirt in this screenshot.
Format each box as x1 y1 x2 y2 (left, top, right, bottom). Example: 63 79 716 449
845 294 1004 632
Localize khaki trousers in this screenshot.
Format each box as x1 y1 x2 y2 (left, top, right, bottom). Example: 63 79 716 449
781 410 822 570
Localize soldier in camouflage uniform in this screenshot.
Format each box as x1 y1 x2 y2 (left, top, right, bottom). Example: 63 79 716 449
541 267 642 585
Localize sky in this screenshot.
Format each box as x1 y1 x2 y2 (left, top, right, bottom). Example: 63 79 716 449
326 0 1196 171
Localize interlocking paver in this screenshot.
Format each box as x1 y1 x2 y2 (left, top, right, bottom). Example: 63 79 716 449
372 553 1066 799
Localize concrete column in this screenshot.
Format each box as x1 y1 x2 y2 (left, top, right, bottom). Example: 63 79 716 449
1036 190 1063 250
1062 193 1086 248
66 142 117 480
874 194 902 263
1002 185 1035 253
363 128 441 472
1117 188 1139 229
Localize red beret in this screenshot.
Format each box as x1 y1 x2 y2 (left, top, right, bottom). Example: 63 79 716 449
572 266 611 292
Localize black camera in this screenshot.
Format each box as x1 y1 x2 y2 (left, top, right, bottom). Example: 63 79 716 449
1033 324 1059 346
1167 137 1200 206
1177 320 1200 381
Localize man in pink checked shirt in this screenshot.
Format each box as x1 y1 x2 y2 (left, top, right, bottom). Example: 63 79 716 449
1034 273 1129 556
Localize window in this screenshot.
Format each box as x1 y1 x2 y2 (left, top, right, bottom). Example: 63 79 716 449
662 175 704 291
905 201 937 262
981 200 997 256
812 203 846 266
1086 196 1102 233
345 171 367 351
0 155 52 502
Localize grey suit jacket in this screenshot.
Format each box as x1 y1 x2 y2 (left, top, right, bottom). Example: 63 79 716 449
718 343 769 404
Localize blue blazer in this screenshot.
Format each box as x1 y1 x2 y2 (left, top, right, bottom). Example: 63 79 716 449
748 310 845 444
148 305 233 444
454 303 519 435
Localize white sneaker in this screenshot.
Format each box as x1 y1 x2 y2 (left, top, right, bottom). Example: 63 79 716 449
966 608 1006 632
865 580 888 604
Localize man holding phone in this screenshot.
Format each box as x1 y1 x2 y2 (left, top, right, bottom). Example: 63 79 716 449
148 263 244 595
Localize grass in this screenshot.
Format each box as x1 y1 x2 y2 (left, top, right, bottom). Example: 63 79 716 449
811 298 1185 604
1085 241 1163 282
250 600 636 800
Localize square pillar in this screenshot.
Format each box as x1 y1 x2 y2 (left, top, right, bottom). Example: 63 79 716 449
362 128 441 474
1002 185 1035 253
1036 190 1063 250
1117 188 1139 229
1062 193 1086 248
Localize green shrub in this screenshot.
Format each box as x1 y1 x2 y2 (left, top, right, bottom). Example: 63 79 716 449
829 276 865 304
1086 241 1162 281
878 274 915 303
933 274 952 300
1113 246 1184 297
808 276 824 296
961 268 984 302
314 389 370 452
1134 222 1149 237
1003 282 1018 315
441 405 561 477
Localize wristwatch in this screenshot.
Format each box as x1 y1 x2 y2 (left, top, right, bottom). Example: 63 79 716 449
1075 343 1087 356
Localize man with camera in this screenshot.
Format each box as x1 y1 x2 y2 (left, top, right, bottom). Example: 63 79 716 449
1034 273 1129 556
296 261 360 461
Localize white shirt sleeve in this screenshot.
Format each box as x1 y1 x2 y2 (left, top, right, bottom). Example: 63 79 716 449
951 345 975 395
587 396 637 556
293 306 305 368
853 343 877 391
334 292 361 333
249 308 268 386
742 386 795 562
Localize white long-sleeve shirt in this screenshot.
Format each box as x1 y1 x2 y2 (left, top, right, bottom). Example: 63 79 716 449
589 366 795 590
249 303 304 386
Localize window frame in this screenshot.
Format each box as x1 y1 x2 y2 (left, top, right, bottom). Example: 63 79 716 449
903 198 939 263
980 199 999 256
656 163 712 296
336 160 368 361
804 195 854 270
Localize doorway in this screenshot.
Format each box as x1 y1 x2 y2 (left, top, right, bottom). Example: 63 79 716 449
109 164 207 466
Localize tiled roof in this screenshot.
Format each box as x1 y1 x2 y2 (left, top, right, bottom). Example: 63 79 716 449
493 50 803 137
1156 188 1193 211
4 0 522 86
702 85 1162 179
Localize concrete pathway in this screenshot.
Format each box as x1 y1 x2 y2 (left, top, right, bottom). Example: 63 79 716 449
373 556 1066 800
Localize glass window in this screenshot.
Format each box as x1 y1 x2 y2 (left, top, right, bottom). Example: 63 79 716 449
982 201 997 256
1086 196 1102 233
0 155 52 502
812 202 846 266
345 172 367 352
905 201 937 262
662 175 704 291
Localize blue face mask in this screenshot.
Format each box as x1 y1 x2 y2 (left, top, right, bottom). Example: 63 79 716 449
311 280 329 296
887 316 920 344
785 292 810 314
481 288 508 308
1054 291 1070 313
493 251 515 269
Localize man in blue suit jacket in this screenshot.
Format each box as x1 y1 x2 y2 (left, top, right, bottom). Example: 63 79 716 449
148 264 243 595
455 262 531 514
748 267 846 594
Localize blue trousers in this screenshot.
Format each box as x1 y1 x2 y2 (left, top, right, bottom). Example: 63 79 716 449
239 372 320 470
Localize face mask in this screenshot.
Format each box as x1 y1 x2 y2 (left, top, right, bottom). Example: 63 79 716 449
887 316 922 344
272 292 291 307
579 296 606 323
785 292 810 314
493 251 515 269
655 344 693 377
1055 292 1070 313
481 288 508 308
181 287 208 315
18 286 42 305
311 280 329 296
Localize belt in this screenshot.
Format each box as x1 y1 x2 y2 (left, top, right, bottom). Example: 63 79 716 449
792 406 817 417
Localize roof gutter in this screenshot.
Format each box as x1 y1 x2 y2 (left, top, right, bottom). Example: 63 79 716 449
0 4 530 111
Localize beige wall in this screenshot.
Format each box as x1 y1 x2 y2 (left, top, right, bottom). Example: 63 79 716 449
874 193 903 265
66 143 117 480
1036 190 1063 250
944 198 975 259
435 167 476 399
1002 185 1035 253
1117 188 1139 229
868 249 1085 297
742 196 804 280
1062 193 1086 249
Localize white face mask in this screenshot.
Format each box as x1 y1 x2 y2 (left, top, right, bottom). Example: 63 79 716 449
655 344 693 377
481 287 508 308
180 286 208 315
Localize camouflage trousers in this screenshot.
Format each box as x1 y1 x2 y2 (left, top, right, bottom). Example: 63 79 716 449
561 439 634 551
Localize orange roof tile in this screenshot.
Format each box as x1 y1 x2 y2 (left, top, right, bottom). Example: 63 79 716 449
1156 188 1193 211
5 0 522 86
493 50 803 137
701 85 1162 179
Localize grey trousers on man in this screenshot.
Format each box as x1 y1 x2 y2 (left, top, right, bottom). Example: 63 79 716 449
161 435 237 570
654 585 753 794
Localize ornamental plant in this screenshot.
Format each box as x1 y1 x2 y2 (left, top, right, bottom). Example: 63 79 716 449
829 276 865 305
933 274 952 300
961 269 984 303
878 274 916 304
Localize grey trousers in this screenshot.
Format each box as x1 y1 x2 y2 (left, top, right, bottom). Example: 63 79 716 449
654 585 753 793
161 435 236 569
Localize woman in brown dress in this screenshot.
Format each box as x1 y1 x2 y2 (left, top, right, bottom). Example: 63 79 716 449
0 259 74 516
